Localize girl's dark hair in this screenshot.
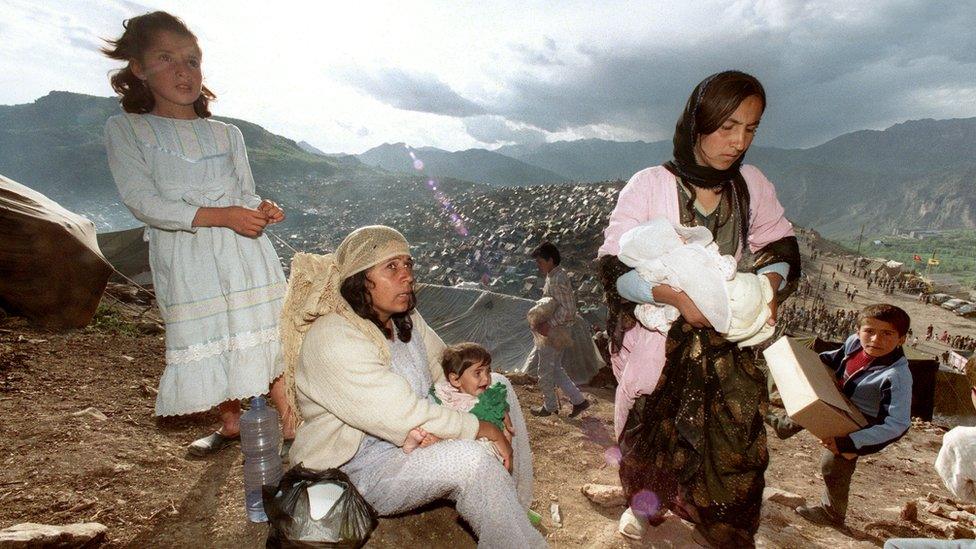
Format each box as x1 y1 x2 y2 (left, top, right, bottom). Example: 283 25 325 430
340 270 415 342
692 70 766 137
101 11 215 117
441 342 492 380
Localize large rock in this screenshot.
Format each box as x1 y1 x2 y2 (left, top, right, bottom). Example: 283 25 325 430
581 483 627 507
0 522 107 548
763 487 806 509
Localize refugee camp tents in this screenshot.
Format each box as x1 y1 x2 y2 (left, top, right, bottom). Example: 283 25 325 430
794 336 939 421
96 226 151 285
415 283 603 384
0 174 112 329
877 260 903 279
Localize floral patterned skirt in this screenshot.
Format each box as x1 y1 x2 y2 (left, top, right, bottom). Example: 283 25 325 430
619 320 769 547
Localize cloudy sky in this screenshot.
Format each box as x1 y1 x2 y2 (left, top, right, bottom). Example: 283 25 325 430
2 0 974 153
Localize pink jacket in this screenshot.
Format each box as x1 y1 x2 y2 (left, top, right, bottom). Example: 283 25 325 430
597 164 795 438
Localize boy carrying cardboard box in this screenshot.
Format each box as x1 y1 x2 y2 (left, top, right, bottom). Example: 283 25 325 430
766 304 913 527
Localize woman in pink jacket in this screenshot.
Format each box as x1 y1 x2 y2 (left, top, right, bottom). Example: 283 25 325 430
597 71 800 547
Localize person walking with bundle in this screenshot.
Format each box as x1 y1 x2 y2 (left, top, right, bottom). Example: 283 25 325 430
102 11 295 454
528 242 590 418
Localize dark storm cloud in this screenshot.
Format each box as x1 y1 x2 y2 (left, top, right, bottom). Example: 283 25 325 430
488 1 976 147
339 67 486 117
463 115 547 145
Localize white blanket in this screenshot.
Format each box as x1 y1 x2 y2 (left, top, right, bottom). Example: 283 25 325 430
619 218 774 348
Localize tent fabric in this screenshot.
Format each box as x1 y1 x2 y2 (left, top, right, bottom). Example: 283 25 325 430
0 174 113 329
415 283 603 384
96 226 151 283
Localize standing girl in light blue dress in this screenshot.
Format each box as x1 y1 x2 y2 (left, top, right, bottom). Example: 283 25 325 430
102 11 295 455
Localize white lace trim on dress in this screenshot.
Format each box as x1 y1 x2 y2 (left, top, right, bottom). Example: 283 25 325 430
165 326 279 365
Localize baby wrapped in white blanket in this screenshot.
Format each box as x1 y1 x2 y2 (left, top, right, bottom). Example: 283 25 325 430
618 218 775 347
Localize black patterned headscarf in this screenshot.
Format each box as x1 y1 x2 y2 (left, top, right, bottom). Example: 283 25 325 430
663 70 765 248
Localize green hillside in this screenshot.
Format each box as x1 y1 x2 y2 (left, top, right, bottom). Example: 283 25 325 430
0 91 341 206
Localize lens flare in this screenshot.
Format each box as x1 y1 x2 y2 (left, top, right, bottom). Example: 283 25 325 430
406 145 468 237
604 446 622 467
630 490 660 518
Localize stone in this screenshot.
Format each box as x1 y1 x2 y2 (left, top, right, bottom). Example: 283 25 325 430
763 487 806 509
71 407 108 421
900 500 918 521
581 483 627 507
945 523 976 540
549 503 562 528
0 522 107 547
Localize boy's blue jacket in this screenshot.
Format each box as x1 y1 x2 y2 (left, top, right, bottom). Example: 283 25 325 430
819 334 913 455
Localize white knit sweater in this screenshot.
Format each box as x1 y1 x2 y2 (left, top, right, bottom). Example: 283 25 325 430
289 311 480 470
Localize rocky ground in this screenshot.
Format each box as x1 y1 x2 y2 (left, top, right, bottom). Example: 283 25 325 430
2 225 975 548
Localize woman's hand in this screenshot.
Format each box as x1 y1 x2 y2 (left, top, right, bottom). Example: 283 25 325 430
477 420 513 472
653 285 711 328
258 199 285 224
763 272 784 326
419 433 442 448
503 412 515 442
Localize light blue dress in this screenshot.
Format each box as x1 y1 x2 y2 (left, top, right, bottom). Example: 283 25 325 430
105 113 285 416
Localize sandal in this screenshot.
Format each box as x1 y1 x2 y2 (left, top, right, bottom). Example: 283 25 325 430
187 431 240 457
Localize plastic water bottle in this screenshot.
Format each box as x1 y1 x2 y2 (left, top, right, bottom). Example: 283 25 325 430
240 396 283 522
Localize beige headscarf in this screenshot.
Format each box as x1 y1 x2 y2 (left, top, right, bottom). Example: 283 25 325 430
280 225 411 422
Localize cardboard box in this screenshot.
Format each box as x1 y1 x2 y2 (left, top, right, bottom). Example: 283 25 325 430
763 336 867 440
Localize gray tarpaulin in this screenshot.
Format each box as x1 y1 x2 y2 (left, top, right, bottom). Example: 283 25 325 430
415 283 603 384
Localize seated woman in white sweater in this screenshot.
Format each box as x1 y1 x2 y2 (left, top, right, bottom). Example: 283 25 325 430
279 225 545 549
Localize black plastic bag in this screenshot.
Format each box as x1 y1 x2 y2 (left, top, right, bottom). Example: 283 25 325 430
265 463 378 548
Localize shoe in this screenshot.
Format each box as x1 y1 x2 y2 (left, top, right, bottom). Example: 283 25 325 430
617 507 648 540
280 438 294 461
569 399 591 418
530 406 557 417
765 411 803 440
188 431 240 457
795 504 844 527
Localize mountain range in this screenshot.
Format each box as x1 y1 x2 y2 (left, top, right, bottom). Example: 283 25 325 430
358 119 976 236
357 142 570 187
1 91 974 237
